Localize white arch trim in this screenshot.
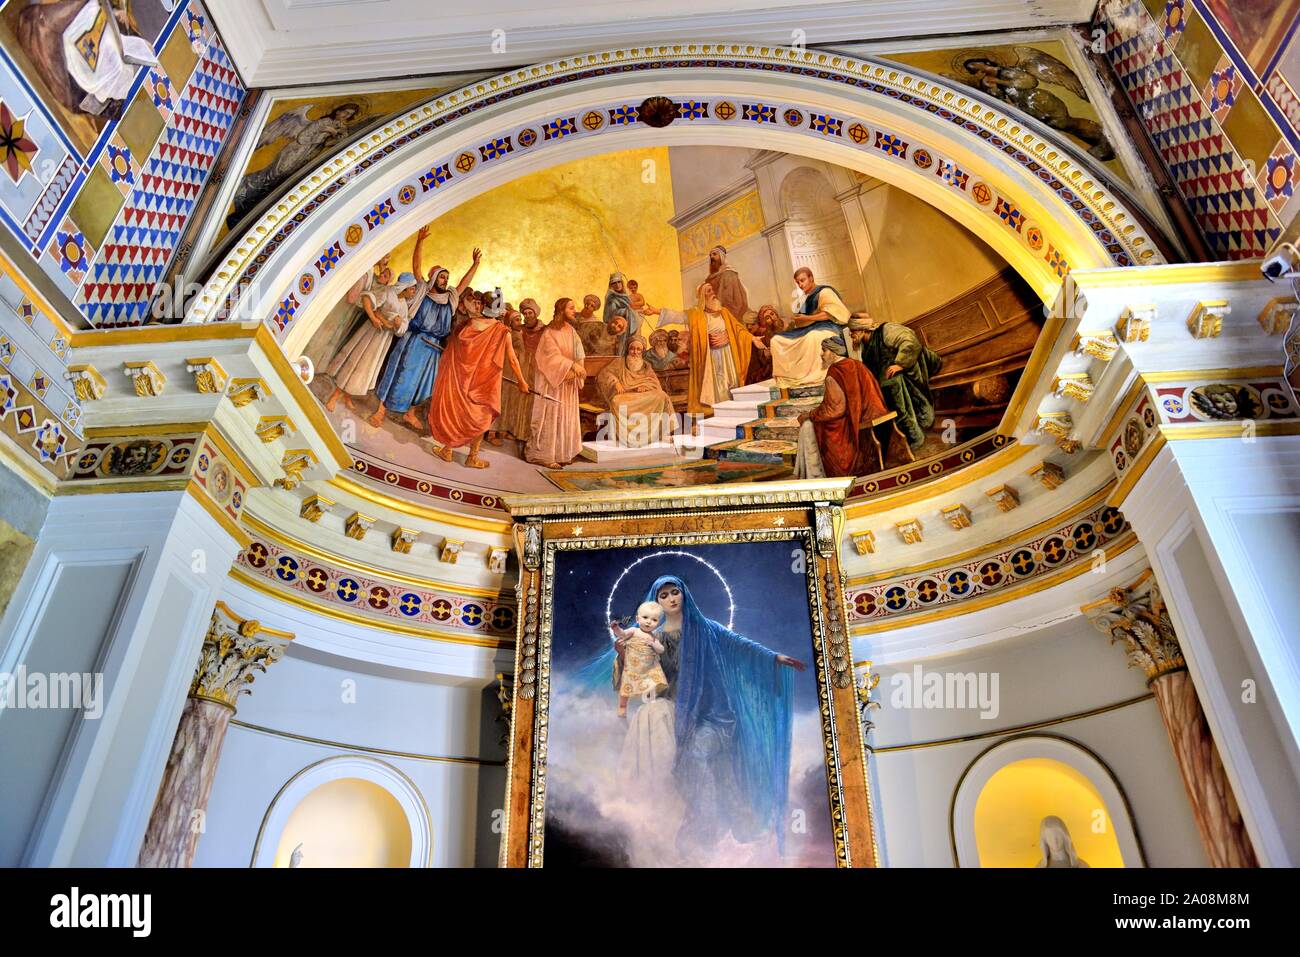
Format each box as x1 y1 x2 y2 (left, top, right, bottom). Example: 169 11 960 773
949 734 1146 868
187 45 1164 348
250 755 433 868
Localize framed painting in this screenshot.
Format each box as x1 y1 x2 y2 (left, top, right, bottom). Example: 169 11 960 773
500 477 877 867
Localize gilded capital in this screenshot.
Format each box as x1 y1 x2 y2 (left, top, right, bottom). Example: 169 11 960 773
1084 573 1184 681
190 602 294 708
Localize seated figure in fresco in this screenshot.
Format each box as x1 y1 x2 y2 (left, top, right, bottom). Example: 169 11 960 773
426 287 530 469
856 314 943 451
596 336 676 448
792 338 893 479
644 330 680 372
645 281 767 415
581 575 805 858
769 267 853 388
369 231 481 428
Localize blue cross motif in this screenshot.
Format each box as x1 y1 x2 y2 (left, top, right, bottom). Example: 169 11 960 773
336 578 359 601
810 113 842 136
543 117 576 140
609 106 638 125
875 132 908 157
365 198 394 230
315 242 344 277
678 101 707 119
461 603 484 626
742 103 776 123
419 163 452 192
479 137 513 160
937 160 969 190
399 593 422 616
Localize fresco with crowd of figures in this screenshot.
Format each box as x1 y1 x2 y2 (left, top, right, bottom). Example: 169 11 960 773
301 144 1044 496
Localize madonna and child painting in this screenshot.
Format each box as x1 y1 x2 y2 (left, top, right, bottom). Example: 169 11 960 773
542 541 837 867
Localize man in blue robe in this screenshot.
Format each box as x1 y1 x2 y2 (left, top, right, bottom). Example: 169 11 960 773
370 235 482 429
768 266 854 387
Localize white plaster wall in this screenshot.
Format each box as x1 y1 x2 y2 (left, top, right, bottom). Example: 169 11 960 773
193 638 508 868
868 615 1209 868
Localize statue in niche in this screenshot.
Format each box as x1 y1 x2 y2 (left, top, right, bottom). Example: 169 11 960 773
1035 815 1089 868
289 843 304 868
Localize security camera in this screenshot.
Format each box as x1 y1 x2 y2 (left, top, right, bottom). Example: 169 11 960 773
1261 242 1300 281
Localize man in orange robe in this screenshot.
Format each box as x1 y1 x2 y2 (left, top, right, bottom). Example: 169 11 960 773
426 289 529 469
794 339 890 477
646 281 767 414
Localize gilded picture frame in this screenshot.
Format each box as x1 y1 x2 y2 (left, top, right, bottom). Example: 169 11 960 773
499 478 877 867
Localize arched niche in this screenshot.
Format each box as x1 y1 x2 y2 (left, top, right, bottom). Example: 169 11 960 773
777 165 867 310
251 755 432 868
188 46 1166 354
949 735 1145 868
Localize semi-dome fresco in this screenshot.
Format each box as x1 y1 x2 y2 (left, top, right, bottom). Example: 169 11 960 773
302 145 1043 498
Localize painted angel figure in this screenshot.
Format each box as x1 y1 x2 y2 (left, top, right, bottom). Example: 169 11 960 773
946 47 1114 160
226 101 368 228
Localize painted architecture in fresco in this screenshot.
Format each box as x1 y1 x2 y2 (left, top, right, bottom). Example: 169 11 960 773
300 145 1043 495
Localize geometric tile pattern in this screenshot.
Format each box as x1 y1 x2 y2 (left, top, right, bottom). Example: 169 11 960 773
238 537 516 639
79 39 245 326
0 2 236 316
1102 0 1283 259
846 503 1130 624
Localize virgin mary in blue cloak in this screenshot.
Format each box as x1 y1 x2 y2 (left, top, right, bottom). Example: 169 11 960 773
577 574 795 852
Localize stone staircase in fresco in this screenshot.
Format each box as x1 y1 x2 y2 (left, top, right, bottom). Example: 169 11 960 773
684 380 825 467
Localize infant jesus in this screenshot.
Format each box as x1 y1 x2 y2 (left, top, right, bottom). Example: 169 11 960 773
609 600 670 717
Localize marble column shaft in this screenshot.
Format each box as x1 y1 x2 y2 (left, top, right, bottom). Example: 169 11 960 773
137 603 292 868
137 697 234 868
1088 577 1257 867
1149 670 1257 868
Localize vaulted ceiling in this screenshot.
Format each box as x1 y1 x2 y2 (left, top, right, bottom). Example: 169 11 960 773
212 0 1099 86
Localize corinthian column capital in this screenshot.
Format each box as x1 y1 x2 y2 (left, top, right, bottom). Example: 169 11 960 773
190 601 294 708
1084 571 1184 681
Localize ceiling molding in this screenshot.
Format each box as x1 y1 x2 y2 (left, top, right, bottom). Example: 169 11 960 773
212 0 1098 86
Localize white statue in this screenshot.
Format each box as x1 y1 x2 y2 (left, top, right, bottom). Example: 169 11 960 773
289 843 304 868
1036 815 1089 868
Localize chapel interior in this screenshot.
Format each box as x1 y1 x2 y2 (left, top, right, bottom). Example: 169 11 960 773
0 0 1297 870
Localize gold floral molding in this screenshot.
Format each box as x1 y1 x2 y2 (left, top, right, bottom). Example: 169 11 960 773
190 601 294 709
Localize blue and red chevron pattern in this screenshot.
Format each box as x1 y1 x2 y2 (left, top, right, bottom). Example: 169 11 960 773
1102 0 1282 260
78 41 245 326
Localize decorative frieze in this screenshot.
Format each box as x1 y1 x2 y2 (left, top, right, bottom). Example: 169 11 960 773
1116 304 1155 343
895 519 923 545
1028 461 1065 490
941 504 972 530
986 484 1020 512
123 360 166 397
64 364 106 402
344 512 376 541
185 357 229 395
1187 300 1230 339
299 494 334 522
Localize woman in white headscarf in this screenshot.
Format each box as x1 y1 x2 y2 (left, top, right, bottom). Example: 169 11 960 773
326 272 419 411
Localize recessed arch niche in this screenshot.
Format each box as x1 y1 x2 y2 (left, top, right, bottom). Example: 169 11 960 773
950 735 1145 868
251 755 432 868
